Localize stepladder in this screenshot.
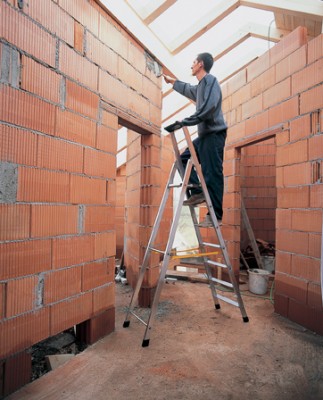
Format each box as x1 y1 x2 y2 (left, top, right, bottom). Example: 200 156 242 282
123 122 249 347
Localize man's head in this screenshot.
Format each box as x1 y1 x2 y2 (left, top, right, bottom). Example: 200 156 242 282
191 53 214 77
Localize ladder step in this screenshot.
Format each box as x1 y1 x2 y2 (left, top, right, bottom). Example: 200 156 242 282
216 293 239 307
130 311 148 326
202 242 221 248
207 260 228 269
210 277 233 288
168 183 183 188
149 247 165 255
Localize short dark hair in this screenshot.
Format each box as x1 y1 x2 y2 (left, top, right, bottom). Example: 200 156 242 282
197 53 214 73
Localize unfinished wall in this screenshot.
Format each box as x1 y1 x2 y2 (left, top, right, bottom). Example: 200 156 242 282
222 27 323 334
0 0 162 396
116 164 126 258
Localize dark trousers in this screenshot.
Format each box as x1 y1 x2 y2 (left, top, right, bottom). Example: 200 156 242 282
180 131 226 220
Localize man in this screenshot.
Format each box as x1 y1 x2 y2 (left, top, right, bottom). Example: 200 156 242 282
164 52 227 227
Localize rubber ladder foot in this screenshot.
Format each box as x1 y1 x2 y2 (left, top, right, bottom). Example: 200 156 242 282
243 316 249 323
142 339 150 347
215 304 221 310
123 320 130 328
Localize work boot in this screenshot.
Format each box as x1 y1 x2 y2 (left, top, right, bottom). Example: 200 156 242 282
183 192 205 206
198 214 222 227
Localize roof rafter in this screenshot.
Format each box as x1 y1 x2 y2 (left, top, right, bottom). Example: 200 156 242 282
168 0 240 55
126 0 177 25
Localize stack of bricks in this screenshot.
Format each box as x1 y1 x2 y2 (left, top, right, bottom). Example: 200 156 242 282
0 0 162 396
221 27 323 334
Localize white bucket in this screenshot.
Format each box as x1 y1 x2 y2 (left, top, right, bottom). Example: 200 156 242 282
248 269 271 295
262 256 275 273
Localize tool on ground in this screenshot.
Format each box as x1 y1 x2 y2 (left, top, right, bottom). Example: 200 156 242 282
123 124 249 347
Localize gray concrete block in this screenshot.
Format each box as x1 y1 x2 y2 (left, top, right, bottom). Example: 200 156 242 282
0 162 18 203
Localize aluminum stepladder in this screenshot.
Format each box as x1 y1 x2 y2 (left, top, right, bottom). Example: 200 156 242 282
123 122 249 347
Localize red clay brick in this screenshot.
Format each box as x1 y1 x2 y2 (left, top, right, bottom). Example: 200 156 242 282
3 351 32 398
276 46 307 83
74 21 84 53
70 175 107 204
17 167 70 203
0 2 56 66
143 77 161 107
149 103 161 126
0 283 5 320
37 135 84 173
291 255 321 282
309 134 323 161
55 108 96 147
94 232 116 259
274 292 289 317
277 187 309 208
0 125 37 166
65 79 99 120
263 78 291 110
308 233 321 259
308 34 323 64
93 283 115 314
291 209 322 233
275 251 292 274
50 291 93 336
289 114 311 142
268 96 299 126
59 42 98 91
107 179 116 206
86 32 118 76
52 235 95 269
269 27 307 66
276 209 291 230
6 276 38 317
241 94 262 120
99 69 128 106
59 0 99 37
96 125 118 154
84 206 115 233
82 260 113 291
21 56 60 103
276 229 309 255
99 14 128 59
30 205 78 238
247 52 270 82
275 129 290 146
307 283 323 309
275 272 308 303
0 85 56 135
44 266 82 304
251 66 275 98
0 204 30 241
0 308 50 359
292 58 323 95
310 184 323 208
300 84 323 114
283 163 312 186
276 140 308 167
101 110 118 128
0 240 51 280
25 0 74 46
84 148 116 178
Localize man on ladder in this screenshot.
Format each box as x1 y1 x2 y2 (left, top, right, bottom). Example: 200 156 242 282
164 52 227 227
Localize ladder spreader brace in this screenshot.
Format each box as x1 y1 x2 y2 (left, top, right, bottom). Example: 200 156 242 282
123 123 249 347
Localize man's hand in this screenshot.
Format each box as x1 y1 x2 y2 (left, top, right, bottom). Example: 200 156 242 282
163 74 176 85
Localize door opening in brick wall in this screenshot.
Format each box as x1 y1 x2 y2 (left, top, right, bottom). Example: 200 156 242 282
239 137 277 271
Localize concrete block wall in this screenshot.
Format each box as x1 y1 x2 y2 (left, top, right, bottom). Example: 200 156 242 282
0 0 162 396
222 27 323 334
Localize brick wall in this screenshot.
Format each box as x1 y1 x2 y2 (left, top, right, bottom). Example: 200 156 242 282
222 27 323 334
116 164 126 258
0 0 162 396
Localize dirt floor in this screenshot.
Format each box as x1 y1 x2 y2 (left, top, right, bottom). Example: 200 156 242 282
8 279 323 400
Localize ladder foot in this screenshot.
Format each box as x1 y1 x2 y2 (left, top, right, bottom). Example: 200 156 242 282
243 316 249 323
123 320 130 328
142 339 150 347
215 304 221 310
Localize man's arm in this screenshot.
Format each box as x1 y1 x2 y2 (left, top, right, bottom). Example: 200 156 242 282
163 75 197 102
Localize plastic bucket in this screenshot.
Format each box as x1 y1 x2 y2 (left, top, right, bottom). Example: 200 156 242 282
248 269 270 295
262 256 275 273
